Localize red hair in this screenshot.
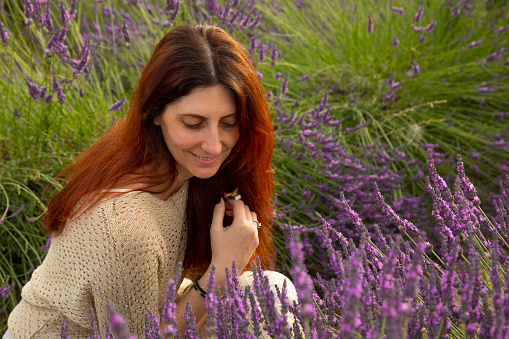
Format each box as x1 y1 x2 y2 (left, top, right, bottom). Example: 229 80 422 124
43 23 275 272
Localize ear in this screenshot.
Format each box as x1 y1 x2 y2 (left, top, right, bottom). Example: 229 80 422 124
154 116 161 126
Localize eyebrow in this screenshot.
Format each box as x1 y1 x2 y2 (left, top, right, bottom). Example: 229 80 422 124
178 113 236 119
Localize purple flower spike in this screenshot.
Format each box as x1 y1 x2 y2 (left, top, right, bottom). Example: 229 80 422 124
121 22 131 48
45 94 54 104
89 307 100 339
24 0 34 25
58 1 70 24
43 2 53 32
367 15 373 33
266 89 274 100
410 24 425 33
425 20 436 32
79 88 84 97
161 264 182 337
496 25 508 33
72 44 90 77
413 63 420 74
391 36 400 46
413 6 424 22
280 76 288 97
26 79 41 99
390 6 404 15
106 302 135 339
296 75 309 82
183 302 199 338
41 237 52 252
109 95 126 111
60 318 70 339
0 281 14 300
52 77 66 103
14 108 21 118
69 0 78 21
0 23 9 45
452 3 461 17
271 44 280 66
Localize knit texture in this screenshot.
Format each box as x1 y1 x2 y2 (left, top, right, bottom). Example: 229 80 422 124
8 182 188 338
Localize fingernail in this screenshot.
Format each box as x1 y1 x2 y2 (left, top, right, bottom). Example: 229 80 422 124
215 196 222 204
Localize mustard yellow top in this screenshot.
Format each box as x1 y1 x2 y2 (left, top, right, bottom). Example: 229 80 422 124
8 182 188 338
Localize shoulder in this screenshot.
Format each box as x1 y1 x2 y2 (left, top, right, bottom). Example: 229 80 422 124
64 192 162 248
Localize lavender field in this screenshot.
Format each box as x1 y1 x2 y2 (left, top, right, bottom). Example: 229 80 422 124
1 0 509 337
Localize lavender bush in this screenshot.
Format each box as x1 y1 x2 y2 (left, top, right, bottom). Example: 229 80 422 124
53 152 509 338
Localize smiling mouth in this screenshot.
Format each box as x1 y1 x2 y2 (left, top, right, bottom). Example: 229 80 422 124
193 154 216 161
190 152 219 163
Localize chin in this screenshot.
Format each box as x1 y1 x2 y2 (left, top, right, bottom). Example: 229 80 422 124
193 169 220 179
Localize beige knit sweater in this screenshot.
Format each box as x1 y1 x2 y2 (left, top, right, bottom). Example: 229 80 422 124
8 182 189 338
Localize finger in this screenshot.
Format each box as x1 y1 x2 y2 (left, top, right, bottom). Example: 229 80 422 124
244 205 252 221
211 198 225 231
251 212 258 228
230 198 246 223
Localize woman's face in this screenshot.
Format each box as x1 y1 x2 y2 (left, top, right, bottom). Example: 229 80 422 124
155 84 239 181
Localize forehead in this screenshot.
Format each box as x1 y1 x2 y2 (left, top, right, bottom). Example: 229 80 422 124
168 84 236 116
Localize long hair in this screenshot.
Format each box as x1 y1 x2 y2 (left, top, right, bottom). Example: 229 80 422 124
43 23 276 272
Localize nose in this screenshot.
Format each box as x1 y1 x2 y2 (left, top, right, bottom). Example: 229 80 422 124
202 127 222 156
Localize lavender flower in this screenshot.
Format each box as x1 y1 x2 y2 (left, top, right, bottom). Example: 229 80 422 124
72 44 90 77
413 6 424 22
425 20 436 32
89 307 100 339
14 108 21 118
410 24 425 33
469 38 484 48
340 250 364 336
122 22 131 48
183 302 199 338
390 6 404 15
0 281 14 300
0 22 8 45
43 2 53 32
161 263 182 337
144 309 163 339
58 1 70 24
109 95 126 111
60 318 70 339
53 77 66 103
391 36 400 46
374 182 421 236
271 44 280 66
296 75 309 82
286 228 316 322
367 15 373 33
106 302 135 339
26 79 41 99
280 76 288 97
41 237 52 252
24 0 34 25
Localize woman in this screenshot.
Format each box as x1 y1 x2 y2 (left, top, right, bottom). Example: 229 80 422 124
6 23 295 338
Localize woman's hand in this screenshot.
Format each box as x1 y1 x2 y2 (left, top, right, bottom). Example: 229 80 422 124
210 197 259 274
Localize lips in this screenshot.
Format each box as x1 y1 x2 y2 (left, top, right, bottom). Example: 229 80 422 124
190 152 219 165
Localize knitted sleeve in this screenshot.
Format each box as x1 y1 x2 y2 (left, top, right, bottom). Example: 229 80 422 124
92 196 169 338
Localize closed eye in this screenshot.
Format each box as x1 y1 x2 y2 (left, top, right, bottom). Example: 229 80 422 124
222 122 237 128
184 122 202 129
